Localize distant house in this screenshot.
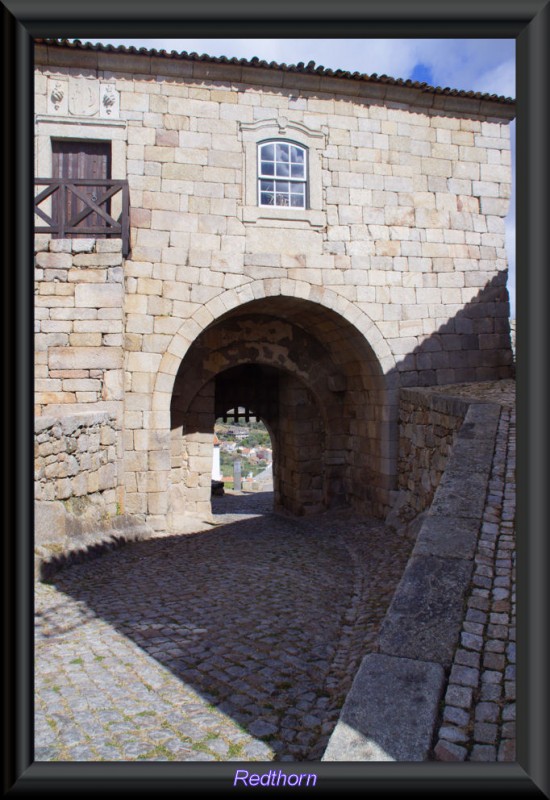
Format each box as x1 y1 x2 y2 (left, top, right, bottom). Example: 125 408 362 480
211 434 222 481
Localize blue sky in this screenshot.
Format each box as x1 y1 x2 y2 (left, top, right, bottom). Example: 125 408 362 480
84 38 516 316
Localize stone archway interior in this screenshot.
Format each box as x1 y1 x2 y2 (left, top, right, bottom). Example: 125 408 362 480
168 296 391 529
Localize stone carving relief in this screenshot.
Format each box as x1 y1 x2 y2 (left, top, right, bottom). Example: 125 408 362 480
100 83 120 119
47 78 68 115
68 78 100 117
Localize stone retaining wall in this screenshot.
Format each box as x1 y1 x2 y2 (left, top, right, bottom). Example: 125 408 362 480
397 388 471 520
34 411 152 581
324 398 502 761
34 411 122 515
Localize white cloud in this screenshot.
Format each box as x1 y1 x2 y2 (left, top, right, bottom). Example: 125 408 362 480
81 37 515 95
471 58 515 99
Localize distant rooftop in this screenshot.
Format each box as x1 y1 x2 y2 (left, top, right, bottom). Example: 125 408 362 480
35 38 515 107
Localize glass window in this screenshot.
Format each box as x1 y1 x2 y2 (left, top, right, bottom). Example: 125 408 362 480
258 141 307 208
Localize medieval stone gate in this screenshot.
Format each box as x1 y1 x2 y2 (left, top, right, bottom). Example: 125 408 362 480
168 291 393 525
34 40 514 536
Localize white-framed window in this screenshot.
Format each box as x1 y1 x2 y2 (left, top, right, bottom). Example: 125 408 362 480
239 117 326 229
258 141 307 209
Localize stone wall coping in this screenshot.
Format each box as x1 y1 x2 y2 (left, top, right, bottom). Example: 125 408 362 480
400 386 489 419
380 400 500 666
322 655 445 761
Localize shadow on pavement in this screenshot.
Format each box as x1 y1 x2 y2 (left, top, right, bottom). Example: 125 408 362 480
46 494 407 760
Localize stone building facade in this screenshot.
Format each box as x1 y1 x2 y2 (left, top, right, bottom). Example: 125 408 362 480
34 39 515 533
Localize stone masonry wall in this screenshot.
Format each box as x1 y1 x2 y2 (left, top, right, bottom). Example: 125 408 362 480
35 237 127 524
397 388 470 519
34 411 122 517
34 237 125 419
35 43 515 529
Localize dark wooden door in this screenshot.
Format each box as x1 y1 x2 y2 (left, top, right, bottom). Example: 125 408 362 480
52 140 112 235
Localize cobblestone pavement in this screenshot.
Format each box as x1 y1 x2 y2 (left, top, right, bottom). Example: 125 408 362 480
35 383 516 764
35 494 412 761
434 404 516 761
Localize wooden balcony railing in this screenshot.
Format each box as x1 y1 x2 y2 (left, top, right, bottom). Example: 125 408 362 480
34 178 130 257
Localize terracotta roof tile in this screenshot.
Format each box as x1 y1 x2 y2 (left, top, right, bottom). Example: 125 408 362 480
34 38 515 106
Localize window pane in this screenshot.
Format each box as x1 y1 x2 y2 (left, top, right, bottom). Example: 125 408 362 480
276 143 290 161
274 181 289 194
258 143 307 209
261 143 274 160
261 160 274 176
290 194 305 207
275 161 290 177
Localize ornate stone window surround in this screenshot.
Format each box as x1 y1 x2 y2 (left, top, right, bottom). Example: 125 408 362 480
239 117 326 229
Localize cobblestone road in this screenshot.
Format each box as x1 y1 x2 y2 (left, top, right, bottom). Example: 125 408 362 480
434 404 516 761
35 383 516 763
35 495 412 762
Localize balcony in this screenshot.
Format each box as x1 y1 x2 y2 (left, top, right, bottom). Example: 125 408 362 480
34 178 130 257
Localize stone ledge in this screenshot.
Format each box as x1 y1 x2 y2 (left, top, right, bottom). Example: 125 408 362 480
377 554 474 666
412 515 480 561
380 402 500 668
322 654 445 762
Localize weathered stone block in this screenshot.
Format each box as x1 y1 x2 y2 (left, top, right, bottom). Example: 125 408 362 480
75 284 123 308
49 348 122 370
379 554 474 666
322 654 445 761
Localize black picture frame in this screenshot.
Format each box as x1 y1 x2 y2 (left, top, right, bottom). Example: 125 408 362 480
3 0 548 796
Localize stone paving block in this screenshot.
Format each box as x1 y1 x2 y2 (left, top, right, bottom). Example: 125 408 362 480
470 744 497 761
378 554 473 666
434 739 467 761
443 706 470 726
322 654 445 761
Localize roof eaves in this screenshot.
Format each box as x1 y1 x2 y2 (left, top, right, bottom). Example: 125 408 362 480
34 38 516 107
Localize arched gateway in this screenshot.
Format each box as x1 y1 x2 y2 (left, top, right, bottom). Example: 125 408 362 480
159 288 396 529
34 39 515 539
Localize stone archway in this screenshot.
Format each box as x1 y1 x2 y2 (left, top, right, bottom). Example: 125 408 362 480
165 295 395 530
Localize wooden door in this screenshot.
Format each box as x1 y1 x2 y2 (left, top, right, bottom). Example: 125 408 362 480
51 140 112 236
